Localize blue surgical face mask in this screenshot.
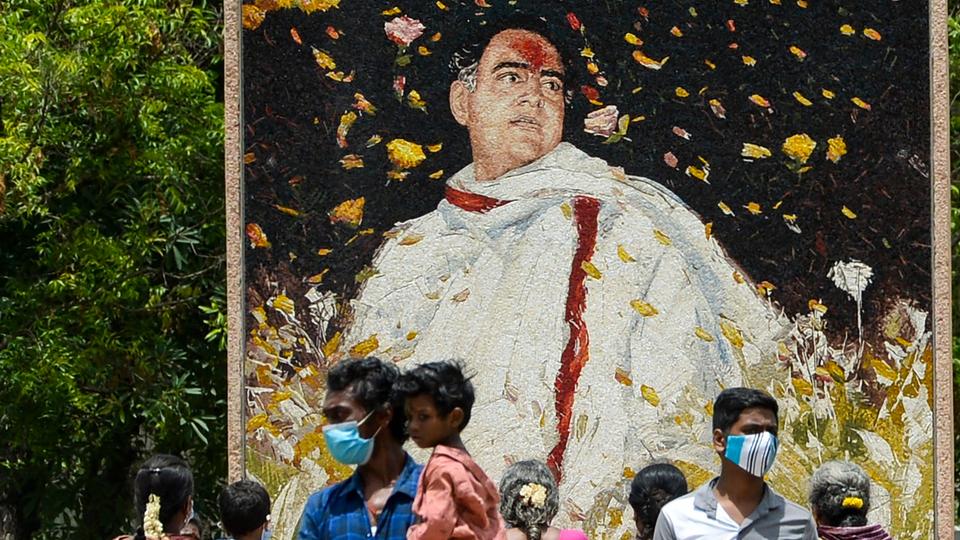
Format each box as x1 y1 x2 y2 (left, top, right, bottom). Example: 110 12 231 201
724 431 778 477
322 410 382 465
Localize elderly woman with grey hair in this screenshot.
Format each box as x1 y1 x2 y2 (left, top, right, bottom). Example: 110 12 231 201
808 461 892 540
499 460 561 540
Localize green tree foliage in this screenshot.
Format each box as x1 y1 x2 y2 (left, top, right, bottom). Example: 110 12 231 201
0 1 225 537
950 0 960 523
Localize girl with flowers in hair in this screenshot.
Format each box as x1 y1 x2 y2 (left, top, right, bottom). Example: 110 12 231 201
808 461 892 540
499 460 587 540
114 454 196 540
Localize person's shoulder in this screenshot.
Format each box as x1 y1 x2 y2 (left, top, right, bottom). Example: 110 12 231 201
659 489 699 519
766 486 814 523
305 476 355 508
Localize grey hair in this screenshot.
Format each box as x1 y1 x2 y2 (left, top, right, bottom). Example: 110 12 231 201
808 460 871 527
499 460 559 540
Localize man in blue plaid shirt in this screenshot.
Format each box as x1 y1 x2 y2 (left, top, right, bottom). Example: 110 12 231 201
296 358 424 540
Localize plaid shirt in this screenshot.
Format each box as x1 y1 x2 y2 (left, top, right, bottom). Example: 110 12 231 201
297 453 423 540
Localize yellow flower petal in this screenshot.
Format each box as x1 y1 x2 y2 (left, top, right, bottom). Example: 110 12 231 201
782 133 817 163
695 327 715 342
630 299 659 317
349 334 379 357
428 169 444 179
863 28 882 41
670 26 683 37
851 97 872 110
316 248 333 256
624 33 642 45
675 87 689 98
311 47 336 70
841 206 857 219
741 143 772 159
381 7 401 15
399 233 424 245
789 45 807 60
560 202 573 219
744 202 762 215
617 244 636 263
827 136 847 163
615 368 634 386
718 201 735 216
685 165 709 182
742 55 756 66
822 89 836 99
793 91 812 106
633 50 667 70
653 229 672 246
749 94 771 108
386 139 426 169
329 197 365 227
840 24 855 36
704 59 716 70
705 222 713 239
273 294 295 315
640 385 661 406
581 260 602 280
720 320 744 349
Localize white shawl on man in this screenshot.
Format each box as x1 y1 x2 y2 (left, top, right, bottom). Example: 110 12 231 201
344 142 788 525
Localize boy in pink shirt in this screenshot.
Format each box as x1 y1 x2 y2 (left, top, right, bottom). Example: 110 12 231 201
398 361 507 540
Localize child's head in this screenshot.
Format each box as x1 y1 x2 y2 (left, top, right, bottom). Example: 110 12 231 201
499 460 559 540
396 360 475 448
218 480 271 540
628 463 688 540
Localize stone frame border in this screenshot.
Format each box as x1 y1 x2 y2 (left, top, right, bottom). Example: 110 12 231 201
223 1 954 533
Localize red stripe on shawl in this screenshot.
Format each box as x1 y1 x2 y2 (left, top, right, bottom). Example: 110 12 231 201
444 186 511 213
547 196 600 481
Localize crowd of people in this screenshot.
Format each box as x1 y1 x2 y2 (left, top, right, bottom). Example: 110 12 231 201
120 357 893 540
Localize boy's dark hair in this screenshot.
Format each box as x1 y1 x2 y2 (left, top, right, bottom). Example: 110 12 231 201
396 360 475 430
133 454 194 540
218 480 271 536
711 387 779 433
628 463 688 540
327 357 407 442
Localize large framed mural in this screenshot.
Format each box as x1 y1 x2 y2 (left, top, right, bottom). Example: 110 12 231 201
224 1 953 538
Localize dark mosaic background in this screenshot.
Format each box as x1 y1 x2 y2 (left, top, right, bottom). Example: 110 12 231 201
242 0 930 347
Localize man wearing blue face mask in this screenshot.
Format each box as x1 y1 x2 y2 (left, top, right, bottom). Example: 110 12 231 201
652 388 817 540
296 357 424 540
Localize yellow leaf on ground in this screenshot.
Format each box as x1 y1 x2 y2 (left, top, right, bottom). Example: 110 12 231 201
560 202 573 219
840 24 855 35
793 91 812 106
618 245 636 263
428 169 444 179
451 288 470 303
675 87 689 98
640 385 661 406
581 260 602 280
705 222 713 239
632 50 667 69
718 201 735 216
745 202 762 215
307 269 329 284
630 299 659 317
749 94 771 108
615 368 633 386
822 89 836 99
863 28 882 41
406 331 418 340
349 334 379 357
624 33 642 45
841 206 857 219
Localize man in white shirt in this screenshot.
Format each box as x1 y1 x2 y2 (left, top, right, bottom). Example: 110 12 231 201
653 388 817 539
